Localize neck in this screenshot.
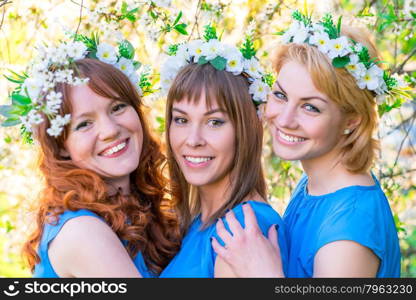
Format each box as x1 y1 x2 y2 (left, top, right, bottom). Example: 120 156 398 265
301 148 355 196
199 175 232 222
105 175 131 196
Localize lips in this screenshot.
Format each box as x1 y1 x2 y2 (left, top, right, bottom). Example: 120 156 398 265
99 138 129 157
183 155 214 168
275 128 307 144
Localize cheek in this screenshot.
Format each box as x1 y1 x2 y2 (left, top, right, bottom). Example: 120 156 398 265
65 134 94 163
169 125 182 154
214 126 235 161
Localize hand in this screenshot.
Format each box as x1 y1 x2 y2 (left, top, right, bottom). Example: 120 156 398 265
211 203 284 278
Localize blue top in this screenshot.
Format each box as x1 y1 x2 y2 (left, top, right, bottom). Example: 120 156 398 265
159 200 289 278
33 209 154 278
283 174 401 278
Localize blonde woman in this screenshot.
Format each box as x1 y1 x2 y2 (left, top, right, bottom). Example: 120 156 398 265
212 12 401 278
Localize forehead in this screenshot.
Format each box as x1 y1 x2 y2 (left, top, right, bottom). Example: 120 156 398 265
69 84 113 115
277 60 327 99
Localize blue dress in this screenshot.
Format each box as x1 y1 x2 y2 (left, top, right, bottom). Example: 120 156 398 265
159 200 289 278
283 174 401 277
33 209 154 278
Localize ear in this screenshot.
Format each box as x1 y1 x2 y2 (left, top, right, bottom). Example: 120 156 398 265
59 148 71 159
344 114 362 132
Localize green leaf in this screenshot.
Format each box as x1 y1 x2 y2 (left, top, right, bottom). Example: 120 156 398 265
173 11 182 26
11 93 31 106
4 136 12 143
133 61 142 70
0 105 14 117
332 56 350 68
121 2 128 14
203 25 218 41
119 40 135 59
209 56 227 71
126 14 137 22
174 23 188 35
198 56 209 65
336 16 342 36
2 117 21 127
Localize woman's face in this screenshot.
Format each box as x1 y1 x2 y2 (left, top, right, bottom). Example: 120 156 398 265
62 84 143 187
265 60 346 163
169 94 236 187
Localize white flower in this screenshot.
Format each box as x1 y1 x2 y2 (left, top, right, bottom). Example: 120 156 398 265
22 77 43 102
54 69 74 83
309 32 330 53
282 21 310 44
354 43 364 52
175 43 191 62
19 116 33 132
357 64 384 91
28 110 44 125
116 57 135 76
46 91 63 103
345 54 367 78
243 57 264 79
47 125 63 137
160 56 187 93
292 22 310 44
201 39 224 60
312 23 325 34
327 36 351 59
224 51 244 75
96 43 118 64
66 41 88 60
187 39 204 62
249 79 270 102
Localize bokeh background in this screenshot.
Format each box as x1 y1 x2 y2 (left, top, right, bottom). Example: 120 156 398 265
0 0 415 277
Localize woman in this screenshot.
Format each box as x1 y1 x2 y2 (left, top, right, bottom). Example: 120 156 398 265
212 13 401 277
158 28 289 277
5 35 180 277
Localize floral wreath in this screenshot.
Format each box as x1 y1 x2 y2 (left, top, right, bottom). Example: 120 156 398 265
280 10 409 102
160 25 274 107
0 31 154 142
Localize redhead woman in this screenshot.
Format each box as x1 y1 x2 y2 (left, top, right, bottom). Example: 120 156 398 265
2 34 180 277
157 26 289 277
212 12 401 278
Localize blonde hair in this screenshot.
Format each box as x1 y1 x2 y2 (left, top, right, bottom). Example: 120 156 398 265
273 26 380 173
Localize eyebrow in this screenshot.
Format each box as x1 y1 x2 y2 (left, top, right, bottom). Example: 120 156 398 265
275 80 328 103
73 99 120 121
172 107 226 116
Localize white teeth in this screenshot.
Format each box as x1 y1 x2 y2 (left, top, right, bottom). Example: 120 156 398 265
102 142 126 156
278 131 306 143
185 156 213 164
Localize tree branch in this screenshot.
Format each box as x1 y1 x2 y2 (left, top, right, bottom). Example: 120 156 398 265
0 0 12 31
74 0 84 37
393 47 416 74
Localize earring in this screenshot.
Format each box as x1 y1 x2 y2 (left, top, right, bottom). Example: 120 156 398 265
343 129 351 135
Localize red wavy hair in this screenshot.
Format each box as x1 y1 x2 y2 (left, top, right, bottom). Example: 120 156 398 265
22 59 180 275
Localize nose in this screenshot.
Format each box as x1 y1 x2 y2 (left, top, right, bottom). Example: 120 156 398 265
98 115 121 141
275 102 298 130
186 124 206 148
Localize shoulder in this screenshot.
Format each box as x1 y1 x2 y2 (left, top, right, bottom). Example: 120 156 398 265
228 200 284 235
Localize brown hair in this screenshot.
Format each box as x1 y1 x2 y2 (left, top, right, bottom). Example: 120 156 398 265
165 63 266 232
22 58 180 275
272 26 380 173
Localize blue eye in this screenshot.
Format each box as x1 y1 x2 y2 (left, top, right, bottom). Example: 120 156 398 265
208 119 225 128
173 117 187 125
75 120 92 131
272 91 287 101
112 103 128 113
304 104 320 113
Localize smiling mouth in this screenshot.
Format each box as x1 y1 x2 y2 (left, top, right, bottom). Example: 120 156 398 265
99 138 129 157
183 156 214 164
277 129 307 143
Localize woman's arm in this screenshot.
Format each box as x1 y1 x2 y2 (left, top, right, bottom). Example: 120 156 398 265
314 241 380 277
212 203 284 278
48 216 142 278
